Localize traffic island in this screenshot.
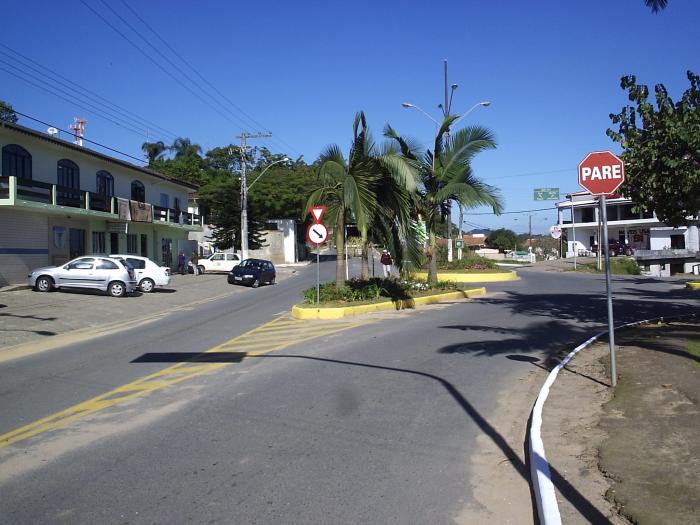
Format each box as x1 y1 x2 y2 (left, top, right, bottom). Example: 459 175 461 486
291 287 486 320
411 270 518 283
687 281 700 290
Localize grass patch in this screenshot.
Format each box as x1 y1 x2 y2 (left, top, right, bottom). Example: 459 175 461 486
572 257 641 275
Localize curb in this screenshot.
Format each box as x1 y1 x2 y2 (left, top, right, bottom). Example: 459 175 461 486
529 312 698 525
411 271 517 283
291 287 486 320
687 281 700 290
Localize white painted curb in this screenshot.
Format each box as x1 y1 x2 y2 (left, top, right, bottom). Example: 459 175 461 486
528 314 697 525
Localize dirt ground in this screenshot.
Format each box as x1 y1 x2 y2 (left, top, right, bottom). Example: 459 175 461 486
544 319 700 524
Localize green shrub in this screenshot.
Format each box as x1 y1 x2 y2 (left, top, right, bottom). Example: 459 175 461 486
301 277 461 304
432 246 497 271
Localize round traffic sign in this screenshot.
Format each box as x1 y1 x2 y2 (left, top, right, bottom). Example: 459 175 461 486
550 225 562 239
306 223 328 246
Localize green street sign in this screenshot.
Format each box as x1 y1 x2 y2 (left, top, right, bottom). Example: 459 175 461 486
534 187 560 201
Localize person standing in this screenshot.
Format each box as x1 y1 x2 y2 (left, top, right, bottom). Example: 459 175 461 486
191 251 199 275
380 249 393 278
177 251 186 275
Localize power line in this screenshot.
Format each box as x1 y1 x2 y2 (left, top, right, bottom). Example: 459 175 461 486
465 206 556 216
484 168 572 180
117 0 301 157
11 109 150 165
0 58 174 144
0 43 181 142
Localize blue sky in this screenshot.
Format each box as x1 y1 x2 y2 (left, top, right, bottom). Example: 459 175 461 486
2 1 698 234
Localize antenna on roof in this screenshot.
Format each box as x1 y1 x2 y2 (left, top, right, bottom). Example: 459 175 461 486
69 117 86 146
47 127 59 137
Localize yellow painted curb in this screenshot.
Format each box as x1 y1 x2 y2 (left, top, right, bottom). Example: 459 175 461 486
411 271 518 283
291 287 486 320
687 281 700 290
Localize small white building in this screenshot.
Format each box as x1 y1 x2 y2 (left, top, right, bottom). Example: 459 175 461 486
1 120 202 286
556 192 699 276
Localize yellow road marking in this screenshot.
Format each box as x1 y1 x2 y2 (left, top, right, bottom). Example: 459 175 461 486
0 315 370 449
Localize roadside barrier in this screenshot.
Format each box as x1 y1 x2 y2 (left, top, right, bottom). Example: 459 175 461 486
529 313 698 525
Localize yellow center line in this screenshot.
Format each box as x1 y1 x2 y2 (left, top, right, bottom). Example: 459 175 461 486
0 316 372 449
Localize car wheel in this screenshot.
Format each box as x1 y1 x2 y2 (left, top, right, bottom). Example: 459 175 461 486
251 278 260 288
108 281 126 297
139 278 155 293
269 276 276 285
197 265 205 274
36 275 54 292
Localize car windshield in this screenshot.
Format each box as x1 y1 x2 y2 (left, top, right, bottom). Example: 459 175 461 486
240 260 261 269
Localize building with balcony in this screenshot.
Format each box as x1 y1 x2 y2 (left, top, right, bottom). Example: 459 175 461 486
0 120 202 286
555 191 699 276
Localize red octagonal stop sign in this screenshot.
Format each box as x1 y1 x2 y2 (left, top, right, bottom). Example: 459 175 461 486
578 151 625 195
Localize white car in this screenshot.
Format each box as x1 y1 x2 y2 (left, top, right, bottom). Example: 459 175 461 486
109 254 171 293
197 252 241 273
27 256 137 297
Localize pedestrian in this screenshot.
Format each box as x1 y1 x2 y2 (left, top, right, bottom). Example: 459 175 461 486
380 249 393 278
191 251 199 275
177 251 186 275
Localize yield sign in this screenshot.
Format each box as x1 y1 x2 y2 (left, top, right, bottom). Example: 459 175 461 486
309 205 326 223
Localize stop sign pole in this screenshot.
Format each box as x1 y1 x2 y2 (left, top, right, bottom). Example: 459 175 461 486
578 151 625 387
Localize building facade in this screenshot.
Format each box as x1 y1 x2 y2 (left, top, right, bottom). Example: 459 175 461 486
0 121 202 286
556 192 699 276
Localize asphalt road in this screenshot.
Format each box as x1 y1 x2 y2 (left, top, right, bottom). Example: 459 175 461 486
0 263 697 524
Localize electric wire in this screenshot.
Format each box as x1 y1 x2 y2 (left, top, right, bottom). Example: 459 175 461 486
0 58 174 144
117 0 301 157
0 43 181 142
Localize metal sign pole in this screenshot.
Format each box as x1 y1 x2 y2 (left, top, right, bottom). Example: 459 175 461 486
600 195 617 387
570 195 577 270
316 248 320 305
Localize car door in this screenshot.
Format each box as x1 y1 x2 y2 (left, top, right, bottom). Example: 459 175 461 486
225 253 240 271
125 257 146 282
58 257 96 288
210 253 225 271
94 258 121 290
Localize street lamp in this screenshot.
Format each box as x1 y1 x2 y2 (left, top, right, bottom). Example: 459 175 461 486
240 156 289 261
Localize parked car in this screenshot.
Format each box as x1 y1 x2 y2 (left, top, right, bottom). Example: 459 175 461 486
198 252 242 273
227 258 276 288
27 256 137 297
591 240 635 257
108 254 171 292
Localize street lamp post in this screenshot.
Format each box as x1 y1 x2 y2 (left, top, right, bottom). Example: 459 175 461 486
240 156 289 261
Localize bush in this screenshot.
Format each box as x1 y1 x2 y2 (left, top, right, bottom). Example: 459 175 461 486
302 277 461 304
433 246 497 270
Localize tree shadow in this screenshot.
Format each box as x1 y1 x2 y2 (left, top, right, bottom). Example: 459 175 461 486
0 312 57 321
130 350 611 522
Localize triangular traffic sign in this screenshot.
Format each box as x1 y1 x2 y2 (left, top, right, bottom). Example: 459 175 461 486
309 205 326 223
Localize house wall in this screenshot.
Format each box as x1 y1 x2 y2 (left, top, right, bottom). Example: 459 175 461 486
0 209 49 286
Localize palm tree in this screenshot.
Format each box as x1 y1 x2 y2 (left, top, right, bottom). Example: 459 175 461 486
141 141 167 165
645 0 668 13
385 115 502 283
170 137 202 159
307 112 379 288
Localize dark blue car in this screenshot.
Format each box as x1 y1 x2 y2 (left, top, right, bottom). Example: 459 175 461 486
227 258 276 288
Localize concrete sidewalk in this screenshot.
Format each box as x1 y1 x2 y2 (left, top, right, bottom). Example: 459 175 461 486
0 265 305 358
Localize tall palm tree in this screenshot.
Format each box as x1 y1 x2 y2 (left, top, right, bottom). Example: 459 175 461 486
645 0 668 13
385 115 502 283
306 112 381 288
141 140 166 165
170 137 202 159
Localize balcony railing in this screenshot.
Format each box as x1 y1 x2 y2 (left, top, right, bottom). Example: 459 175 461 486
0 175 202 226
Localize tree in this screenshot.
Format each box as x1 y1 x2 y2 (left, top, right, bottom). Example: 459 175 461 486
0 99 18 124
607 71 700 250
142 141 167 165
488 228 518 252
170 137 202 159
645 0 668 13
385 116 502 283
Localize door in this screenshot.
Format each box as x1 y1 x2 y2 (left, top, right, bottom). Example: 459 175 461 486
69 228 86 259
210 253 225 271
58 257 96 288
225 253 240 271
125 257 146 283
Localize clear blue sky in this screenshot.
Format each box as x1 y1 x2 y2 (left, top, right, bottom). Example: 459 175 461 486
2 1 698 234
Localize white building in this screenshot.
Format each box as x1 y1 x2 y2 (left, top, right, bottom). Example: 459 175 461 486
1 120 202 286
556 191 700 276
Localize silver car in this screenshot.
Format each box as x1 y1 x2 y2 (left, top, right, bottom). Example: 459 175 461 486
27 256 137 297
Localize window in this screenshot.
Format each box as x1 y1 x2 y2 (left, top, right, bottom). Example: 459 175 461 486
174 197 181 211
126 234 138 254
92 232 106 254
2 144 32 179
68 258 94 270
110 233 119 254
140 234 148 256
580 207 595 223
126 257 146 270
57 159 80 188
670 234 685 249
212 253 225 261
96 170 114 196
96 259 119 270
131 180 145 202
160 193 169 208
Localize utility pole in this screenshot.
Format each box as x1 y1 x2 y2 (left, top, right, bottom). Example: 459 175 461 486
444 59 453 263
238 131 272 260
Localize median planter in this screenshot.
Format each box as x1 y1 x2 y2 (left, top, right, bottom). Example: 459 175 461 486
687 281 700 290
291 288 486 320
411 270 518 283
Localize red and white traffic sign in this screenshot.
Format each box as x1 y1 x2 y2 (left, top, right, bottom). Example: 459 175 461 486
306 223 328 246
578 151 625 195
309 205 326 223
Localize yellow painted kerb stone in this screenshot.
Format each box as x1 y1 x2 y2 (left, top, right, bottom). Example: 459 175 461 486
291 288 486 320
411 271 517 283
687 281 700 290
